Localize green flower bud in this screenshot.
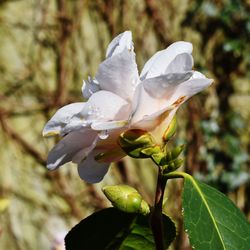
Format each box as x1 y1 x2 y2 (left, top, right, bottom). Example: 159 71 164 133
118 129 155 158
102 185 150 215
171 145 185 159
163 158 184 173
163 116 177 142
163 145 185 164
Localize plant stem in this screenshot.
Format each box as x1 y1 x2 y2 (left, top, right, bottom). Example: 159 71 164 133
150 167 167 250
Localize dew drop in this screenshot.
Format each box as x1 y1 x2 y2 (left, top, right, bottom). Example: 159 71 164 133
98 130 109 139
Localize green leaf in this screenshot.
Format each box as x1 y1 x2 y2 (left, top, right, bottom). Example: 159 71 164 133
65 208 176 250
182 175 250 250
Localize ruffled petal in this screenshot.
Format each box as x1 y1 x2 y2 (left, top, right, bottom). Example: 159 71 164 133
43 103 85 137
143 72 193 99
80 90 130 122
106 31 133 58
132 104 174 132
77 150 110 183
82 76 101 99
166 71 213 106
165 53 193 74
140 41 193 80
96 49 139 102
132 71 212 125
47 129 98 170
131 78 181 124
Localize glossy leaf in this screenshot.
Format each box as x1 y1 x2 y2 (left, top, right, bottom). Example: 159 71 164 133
182 175 250 250
65 207 176 250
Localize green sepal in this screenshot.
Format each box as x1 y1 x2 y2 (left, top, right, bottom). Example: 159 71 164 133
171 145 185 159
163 158 184 173
151 152 165 166
102 185 150 215
118 129 156 159
140 145 161 156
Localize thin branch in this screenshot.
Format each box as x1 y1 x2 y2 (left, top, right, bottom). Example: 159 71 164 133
150 167 167 250
0 115 46 166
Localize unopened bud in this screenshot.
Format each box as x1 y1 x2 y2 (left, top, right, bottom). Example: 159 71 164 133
171 145 185 159
164 158 184 173
102 185 150 215
163 116 177 142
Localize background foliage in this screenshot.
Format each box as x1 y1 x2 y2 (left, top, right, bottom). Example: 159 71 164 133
0 0 249 249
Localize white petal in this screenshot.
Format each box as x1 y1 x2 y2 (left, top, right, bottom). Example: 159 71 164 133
165 53 193 74
47 129 98 170
96 49 139 102
43 103 85 137
106 31 133 58
80 90 130 122
131 71 212 127
77 150 110 183
132 104 174 132
167 71 213 106
131 81 176 124
82 77 100 99
91 120 129 131
140 41 193 79
143 72 193 99
149 108 178 143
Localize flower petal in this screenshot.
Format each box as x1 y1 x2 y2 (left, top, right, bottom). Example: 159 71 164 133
140 41 193 80
91 120 129 131
43 103 85 137
167 71 213 106
132 71 212 125
131 78 181 124
143 72 193 99
132 104 174 132
47 129 98 170
77 150 110 183
82 76 101 99
96 49 139 102
165 53 193 74
80 90 130 122
106 31 133 58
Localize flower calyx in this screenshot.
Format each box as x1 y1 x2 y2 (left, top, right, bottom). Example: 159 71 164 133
102 185 150 215
118 129 158 159
162 145 185 174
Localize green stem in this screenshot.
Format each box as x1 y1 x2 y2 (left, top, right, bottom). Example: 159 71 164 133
164 171 189 180
150 167 167 250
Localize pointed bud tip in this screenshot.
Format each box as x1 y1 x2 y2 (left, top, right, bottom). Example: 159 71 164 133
163 116 177 142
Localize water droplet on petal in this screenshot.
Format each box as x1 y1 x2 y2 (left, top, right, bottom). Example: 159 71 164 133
98 130 109 139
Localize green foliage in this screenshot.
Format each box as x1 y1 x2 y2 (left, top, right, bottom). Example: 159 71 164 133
198 113 250 190
65 208 176 250
182 174 250 250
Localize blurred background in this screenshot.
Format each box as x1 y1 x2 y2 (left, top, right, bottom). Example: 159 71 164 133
0 0 249 249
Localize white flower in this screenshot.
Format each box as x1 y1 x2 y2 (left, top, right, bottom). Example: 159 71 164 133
43 31 212 183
